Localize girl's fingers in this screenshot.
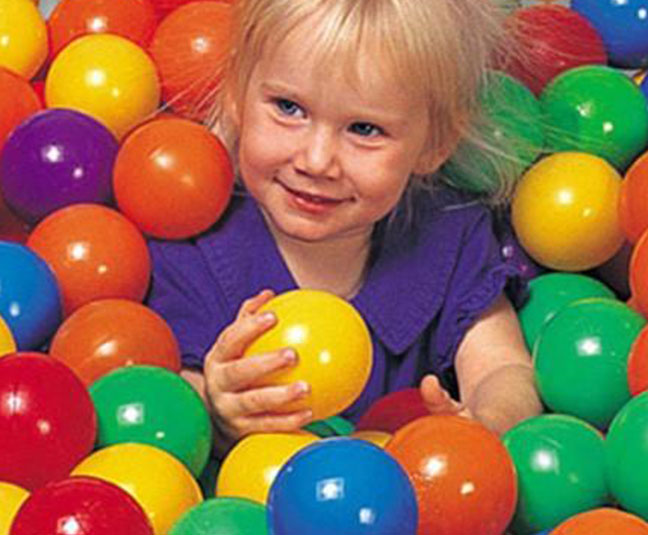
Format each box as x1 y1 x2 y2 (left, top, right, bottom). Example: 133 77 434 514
420 374 463 415
205 307 277 366
216 381 310 422
236 289 276 320
236 409 314 435
216 348 297 392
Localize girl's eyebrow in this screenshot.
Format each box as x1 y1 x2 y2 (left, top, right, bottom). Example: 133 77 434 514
260 81 301 99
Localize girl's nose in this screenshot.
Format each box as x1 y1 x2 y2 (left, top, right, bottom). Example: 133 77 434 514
293 125 341 179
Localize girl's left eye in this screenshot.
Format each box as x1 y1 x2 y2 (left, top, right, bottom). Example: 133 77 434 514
349 122 383 137
275 98 303 117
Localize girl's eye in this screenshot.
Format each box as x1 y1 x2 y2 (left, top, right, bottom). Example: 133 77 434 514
349 122 383 137
275 98 303 117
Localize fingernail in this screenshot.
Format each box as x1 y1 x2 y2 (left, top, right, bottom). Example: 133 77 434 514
282 348 297 364
295 381 310 395
257 312 275 324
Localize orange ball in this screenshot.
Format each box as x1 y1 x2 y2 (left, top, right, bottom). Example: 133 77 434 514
0 67 41 151
630 229 648 316
113 118 234 239
628 325 648 396
620 150 648 243
48 0 157 59
27 204 151 316
551 507 648 534
148 1 233 121
49 299 181 385
386 415 517 535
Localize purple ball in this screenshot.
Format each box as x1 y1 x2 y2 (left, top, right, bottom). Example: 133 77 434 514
0 109 118 223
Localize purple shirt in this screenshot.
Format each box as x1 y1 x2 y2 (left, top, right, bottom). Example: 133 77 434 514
146 187 524 423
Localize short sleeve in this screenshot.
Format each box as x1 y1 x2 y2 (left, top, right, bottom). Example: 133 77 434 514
146 240 229 369
434 207 526 372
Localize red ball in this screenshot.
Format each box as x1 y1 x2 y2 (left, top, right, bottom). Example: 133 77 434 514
27 204 151 316
501 5 607 95
0 67 42 152
385 415 517 535
48 0 157 59
148 1 233 121
113 118 234 239
10 476 153 535
149 0 230 21
355 388 429 433
0 194 30 243
0 353 96 491
630 229 648 316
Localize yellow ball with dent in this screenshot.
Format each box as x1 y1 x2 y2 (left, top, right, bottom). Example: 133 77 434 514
512 152 624 271
0 315 16 358
0 481 29 534
244 289 373 421
46 34 160 139
216 432 318 504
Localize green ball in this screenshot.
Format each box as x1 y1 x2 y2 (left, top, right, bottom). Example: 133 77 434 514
518 273 615 352
443 71 544 196
541 65 648 170
169 498 268 535
534 298 645 429
90 365 213 477
502 414 609 535
606 392 648 521
303 415 355 438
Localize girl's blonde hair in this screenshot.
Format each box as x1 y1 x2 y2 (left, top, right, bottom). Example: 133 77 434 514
208 0 521 204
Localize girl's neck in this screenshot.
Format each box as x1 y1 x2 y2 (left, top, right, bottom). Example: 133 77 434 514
267 223 372 301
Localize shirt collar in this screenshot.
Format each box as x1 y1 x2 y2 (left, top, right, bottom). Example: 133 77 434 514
203 188 463 355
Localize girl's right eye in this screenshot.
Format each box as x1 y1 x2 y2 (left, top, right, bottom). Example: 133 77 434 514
274 98 303 117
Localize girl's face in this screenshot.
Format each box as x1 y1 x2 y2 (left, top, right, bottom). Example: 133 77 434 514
236 21 436 245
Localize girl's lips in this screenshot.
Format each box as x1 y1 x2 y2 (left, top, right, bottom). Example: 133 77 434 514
278 181 347 214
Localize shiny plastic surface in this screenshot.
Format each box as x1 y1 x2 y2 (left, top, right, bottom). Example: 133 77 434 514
0 0 47 78
169 497 268 535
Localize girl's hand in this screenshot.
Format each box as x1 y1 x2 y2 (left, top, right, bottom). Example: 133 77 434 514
420 375 474 419
203 289 313 453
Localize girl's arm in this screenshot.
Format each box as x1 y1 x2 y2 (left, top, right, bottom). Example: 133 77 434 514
421 294 543 435
454 293 543 434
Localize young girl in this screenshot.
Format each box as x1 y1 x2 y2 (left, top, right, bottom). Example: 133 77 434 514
147 0 542 454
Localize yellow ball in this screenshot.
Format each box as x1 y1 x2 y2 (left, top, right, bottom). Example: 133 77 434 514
244 289 373 421
45 34 160 139
216 432 318 504
0 0 46 79
350 430 392 448
511 152 625 271
0 481 29 534
0 315 16 358
71 443 203 535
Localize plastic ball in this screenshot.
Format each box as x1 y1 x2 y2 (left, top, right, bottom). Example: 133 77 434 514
0 67 42 151
0 241 61 349
27 204 151 316
540 66 648 170
502 414 608 534
620 151 648 243
49 299 181 385
628 228 648 316
10 477 153 535
0 0 47 78
349 430 392 448
90 365 212 478
71 443 203 535
216 432 318 505
149 0 227 20
0 353 97 491
243 289 372 421
628 326 648 395
501 5 607 95
303 415 354 438
517 273 615 353
0 482 29 534
572 0 648 68
355 388 429 434
0 109 118 223
606 392 648 522
534 298 645 429
45 34 160 139
0 194 30 243
169 498 268 535
443 71 544 196
113 118 234 239
551 508 648 534
148 1 232 121
0 314 16 357
268 438 418 535
385 415 517 535
49 0 157 58
511 152 625 271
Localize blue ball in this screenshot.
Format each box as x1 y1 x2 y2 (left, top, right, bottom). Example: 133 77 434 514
0 241 62 349
267 437 418 535
572 0 648 68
